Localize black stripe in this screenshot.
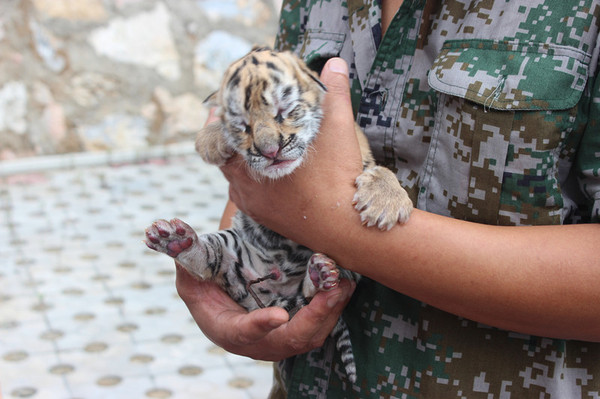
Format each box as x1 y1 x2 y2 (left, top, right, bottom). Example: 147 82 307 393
304 69 327 91
244 85 252 111
234 260 245 284
266 61 281 72
227 65 243 88
286 269 305 277
217 232 229 246
282 85 292 99
228 75 240 88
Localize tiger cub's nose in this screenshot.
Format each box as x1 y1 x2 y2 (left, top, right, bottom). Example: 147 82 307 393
258 144 280 159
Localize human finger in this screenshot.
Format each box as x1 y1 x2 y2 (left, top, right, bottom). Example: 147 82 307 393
280 279 356 353
175 264 288 355
204 106 220 125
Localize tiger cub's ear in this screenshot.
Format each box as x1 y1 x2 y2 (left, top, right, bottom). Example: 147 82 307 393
304 69 327 92
203 91 219 106
294 56 327 93
203 91 223 119
251 44 271 53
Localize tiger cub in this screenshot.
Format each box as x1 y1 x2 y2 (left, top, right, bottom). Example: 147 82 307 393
144 47 413 383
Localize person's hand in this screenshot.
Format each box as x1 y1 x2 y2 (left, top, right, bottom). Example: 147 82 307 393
220 58 364 243
174 57 358 361
175 263 356 360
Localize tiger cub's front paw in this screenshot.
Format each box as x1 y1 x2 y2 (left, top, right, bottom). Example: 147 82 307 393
195 121 233 166
353 166 413 230
145 218 198 258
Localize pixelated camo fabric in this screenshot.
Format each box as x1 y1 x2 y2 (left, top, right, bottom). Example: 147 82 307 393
272 0 600 398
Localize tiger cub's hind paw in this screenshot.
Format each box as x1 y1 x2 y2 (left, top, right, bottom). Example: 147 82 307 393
353 165 413 230
308 253 340 291
145 218 197 258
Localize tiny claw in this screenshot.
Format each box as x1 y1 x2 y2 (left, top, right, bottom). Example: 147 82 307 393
146 234 160 244
171 218 192 236
157 227 169 238
328 268 340 279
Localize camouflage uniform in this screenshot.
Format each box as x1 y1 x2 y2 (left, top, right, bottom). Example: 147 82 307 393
271 0 600 398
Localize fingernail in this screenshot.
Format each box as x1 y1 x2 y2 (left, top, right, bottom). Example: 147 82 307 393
326 58 348 76
326 290 343 308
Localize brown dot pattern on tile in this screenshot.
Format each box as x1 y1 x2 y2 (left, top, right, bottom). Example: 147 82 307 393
0 154 273 398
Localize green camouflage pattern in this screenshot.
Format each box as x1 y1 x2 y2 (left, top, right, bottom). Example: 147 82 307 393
273 0 600 397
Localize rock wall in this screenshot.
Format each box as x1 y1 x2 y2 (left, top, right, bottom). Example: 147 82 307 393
0 0 281 160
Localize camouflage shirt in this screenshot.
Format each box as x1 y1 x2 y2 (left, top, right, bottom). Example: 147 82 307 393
274 0 600 398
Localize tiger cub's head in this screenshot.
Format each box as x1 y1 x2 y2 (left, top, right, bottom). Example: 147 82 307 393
201 47 327 179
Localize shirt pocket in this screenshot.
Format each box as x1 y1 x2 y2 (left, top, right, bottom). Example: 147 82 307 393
296 30 346 72
421 39 590 225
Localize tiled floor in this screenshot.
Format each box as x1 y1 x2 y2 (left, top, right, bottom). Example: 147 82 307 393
0 149 273 398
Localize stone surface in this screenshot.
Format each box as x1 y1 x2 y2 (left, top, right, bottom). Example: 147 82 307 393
79 113 150 151
0 81 28 135
194 30 253 91
69 72 119 108
197 0 274 26
32 0 108 21
0 0 279 160
152 87 209 140
88 3 180 81
0 17 6 42
29 18 67 73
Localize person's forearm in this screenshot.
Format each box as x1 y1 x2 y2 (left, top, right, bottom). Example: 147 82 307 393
276 195 600 342
218 57 600 342
219 199 238 229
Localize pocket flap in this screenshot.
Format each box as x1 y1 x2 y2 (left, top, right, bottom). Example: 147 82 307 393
428 40 590 111
298 30 346 71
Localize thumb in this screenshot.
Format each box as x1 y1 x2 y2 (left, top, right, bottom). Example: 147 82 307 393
320 58 352 108
282 279 356 351
312 57 361 171
319 58 354 128
229 306 289 345
205 107 220 125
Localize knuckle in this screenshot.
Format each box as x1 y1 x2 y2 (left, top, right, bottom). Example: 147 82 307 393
221 317 250 347
286 338 310 354
309 336 327 350
286 336 324 354
231 330 254 347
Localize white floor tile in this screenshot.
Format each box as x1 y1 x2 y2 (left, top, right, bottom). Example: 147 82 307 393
0 154 275 398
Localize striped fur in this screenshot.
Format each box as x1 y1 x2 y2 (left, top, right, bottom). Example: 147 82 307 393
146 48 413 385
146 213 359 382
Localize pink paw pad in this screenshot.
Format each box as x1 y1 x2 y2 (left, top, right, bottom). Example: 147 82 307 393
144 219 195 258
308 253 340 291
